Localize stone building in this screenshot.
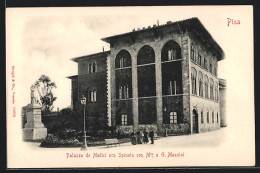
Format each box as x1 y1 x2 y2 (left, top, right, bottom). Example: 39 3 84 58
68 51 110 130
68 17 225 135
219 78 227 127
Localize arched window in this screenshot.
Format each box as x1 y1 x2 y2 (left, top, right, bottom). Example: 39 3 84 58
207 110 209 123
210 79 214 100
217 112 219 123
88 87 97 102
215 82 218 101
204 75 209 98
191 67 197 95
121 114 127 125
198 53 202 66
137 45 156 97
204 57 208 70
198 72 203 97
137 45 155 65
89 62 97 73
209 63 213 73
201 111 204 124
212 111 214 123
161 41 182 96
115 50 131 68
161 40 181 62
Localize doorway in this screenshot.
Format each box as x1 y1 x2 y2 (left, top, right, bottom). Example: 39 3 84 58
192 109 199 133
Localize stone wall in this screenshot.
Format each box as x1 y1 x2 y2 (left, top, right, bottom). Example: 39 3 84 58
219 85 226 127
190 95 220 133
77 53 108 129
163 123 190 135
116 125 134 135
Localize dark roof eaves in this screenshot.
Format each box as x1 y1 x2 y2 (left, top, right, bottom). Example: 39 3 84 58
66 75 78 79
71 51 111 62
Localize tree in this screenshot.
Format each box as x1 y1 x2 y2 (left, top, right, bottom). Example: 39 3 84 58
34 75 57 113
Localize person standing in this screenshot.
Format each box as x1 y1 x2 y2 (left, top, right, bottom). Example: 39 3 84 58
130 130 136 145
149 128 154 144
143 129 149 144
136 130 142 144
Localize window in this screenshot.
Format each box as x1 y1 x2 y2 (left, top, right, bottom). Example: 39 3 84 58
89 63 97 73
161 40 181 62
199 79 203 97
191 46 195 62
209 63 212 73
204 76 209 99
169 80 177 95
168 49 177 61
170 112 177 124
215 82 218 101
210 81 214 100
205 82 209 98
201 111 204 124
198 72 203 97
191 68 197 95
204 57 208 70
119 58 124 68
217 113 219 123
115 50 132 68
121 114 127 125
198 53 202 66
212 112 214 123
207 111 209 123
89 87 97 102
118 85 129 99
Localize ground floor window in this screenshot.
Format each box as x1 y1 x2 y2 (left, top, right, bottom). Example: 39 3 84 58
212 112 214 123
207 111 209 123
170 112 177 124
201 111 204 124
121 114 127 125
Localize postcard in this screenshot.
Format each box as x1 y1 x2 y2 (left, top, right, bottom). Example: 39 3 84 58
6 6 254 168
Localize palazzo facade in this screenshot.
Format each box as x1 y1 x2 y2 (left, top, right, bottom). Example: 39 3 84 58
68 17 225 135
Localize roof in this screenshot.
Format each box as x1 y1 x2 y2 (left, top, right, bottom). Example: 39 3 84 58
101 17 224 61
71 51 110 62
66 75 78 79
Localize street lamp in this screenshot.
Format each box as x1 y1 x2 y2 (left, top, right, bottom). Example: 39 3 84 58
80 95 87 150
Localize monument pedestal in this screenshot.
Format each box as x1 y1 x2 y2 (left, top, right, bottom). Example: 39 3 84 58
23 103 47 141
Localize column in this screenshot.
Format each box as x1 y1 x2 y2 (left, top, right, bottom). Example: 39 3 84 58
131 50 139 132
155 49 163 134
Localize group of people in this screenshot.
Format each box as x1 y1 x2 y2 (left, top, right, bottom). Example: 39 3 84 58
130 129 154 145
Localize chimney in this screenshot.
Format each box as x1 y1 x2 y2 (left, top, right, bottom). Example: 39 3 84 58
157 20 159 26
102 46 104 52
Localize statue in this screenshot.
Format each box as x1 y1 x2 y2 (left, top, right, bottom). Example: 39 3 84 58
30 85 40 105
30 85 36 104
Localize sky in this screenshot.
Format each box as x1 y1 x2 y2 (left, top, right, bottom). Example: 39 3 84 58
7 6 248 110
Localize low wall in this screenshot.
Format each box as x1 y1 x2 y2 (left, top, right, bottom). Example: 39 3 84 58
163 123 190 135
